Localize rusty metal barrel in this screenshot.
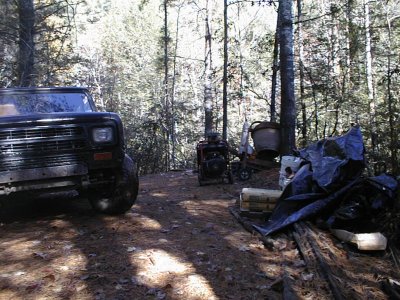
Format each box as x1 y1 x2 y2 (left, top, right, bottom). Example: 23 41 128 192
250 121 280 160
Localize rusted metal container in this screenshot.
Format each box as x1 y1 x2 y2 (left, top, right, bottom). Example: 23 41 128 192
250 121 281 160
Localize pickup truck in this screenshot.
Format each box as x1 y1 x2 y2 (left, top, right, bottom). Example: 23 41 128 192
0 87 138 214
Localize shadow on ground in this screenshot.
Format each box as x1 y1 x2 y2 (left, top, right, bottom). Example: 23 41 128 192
0 172 287 299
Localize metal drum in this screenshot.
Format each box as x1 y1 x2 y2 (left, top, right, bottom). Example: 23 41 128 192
250 121 280 160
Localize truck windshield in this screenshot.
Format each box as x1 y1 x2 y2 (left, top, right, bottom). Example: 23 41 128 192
0 92 94 116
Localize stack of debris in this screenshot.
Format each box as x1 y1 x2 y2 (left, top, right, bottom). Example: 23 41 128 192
231 126 400 298
251 126 399 249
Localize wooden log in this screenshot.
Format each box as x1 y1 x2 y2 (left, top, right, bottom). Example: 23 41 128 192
295 222 345 300
228 206 275 249
282 274 300 300
228 206 257 234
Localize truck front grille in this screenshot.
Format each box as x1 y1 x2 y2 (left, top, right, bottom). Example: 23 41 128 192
0 125 88 156
0 154 84 172
0 127 83 140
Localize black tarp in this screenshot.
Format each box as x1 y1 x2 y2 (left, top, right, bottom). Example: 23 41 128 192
254 126 398 236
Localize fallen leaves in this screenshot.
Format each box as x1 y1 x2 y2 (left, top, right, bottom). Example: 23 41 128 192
2 169 396 300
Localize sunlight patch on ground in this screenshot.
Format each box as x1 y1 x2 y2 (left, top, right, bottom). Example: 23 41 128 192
136 216 162 230
223 230 256 249
179 274 218 300
1 238 41 258
199 200 232 207
150 192 168 198
132 249 217 299
49 219 72 228
144 249 187 273
178 200 230 217
54 253 87 272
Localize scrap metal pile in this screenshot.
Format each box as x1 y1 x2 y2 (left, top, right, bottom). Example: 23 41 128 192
254 125 399 249
231 126 400 298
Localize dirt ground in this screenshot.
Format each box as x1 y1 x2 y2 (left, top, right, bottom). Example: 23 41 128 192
0 169 399 299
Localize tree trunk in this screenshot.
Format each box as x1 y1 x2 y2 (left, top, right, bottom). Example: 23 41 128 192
386 15 399 174
171 4 182 169
204 0 213 137
222 0 228 141
364 0 377 156
330 2 340 136
279 0 296 155
163 0 170 171
270 16 279 123
296 0 307 147
345 0 354 94
17 0 35 87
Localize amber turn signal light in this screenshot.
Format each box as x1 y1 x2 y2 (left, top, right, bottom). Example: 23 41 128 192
94 152 112 161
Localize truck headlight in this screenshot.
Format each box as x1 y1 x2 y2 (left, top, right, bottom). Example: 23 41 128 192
92 127 114 143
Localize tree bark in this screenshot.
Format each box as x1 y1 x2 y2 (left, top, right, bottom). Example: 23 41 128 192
163 0 170 171
204 0 213 137
279 0 296 155
222 0 228 141
296 0 307 147
386 15 399 174
330 2 340 136
17 0 35 87
171 4 183 169
270 16 279 123
364 0 377 155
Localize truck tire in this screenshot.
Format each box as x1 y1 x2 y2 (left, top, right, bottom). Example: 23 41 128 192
90 155 139 214
238 168 252 181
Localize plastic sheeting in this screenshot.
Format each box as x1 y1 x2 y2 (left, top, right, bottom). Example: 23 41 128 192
254 126 398 236
298 125 365 191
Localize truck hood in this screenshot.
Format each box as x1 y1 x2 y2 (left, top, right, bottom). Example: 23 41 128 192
0 112 120 127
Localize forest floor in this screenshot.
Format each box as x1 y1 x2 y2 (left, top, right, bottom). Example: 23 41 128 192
0 168 399 299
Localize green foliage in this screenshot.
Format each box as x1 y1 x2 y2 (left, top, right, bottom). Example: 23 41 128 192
295 0 400 173
1 0 400 174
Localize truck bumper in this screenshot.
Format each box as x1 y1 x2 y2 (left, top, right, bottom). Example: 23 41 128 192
0 164 89 196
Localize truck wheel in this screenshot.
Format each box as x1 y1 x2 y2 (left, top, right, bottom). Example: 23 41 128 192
238 168 252 181
90 155 139 214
